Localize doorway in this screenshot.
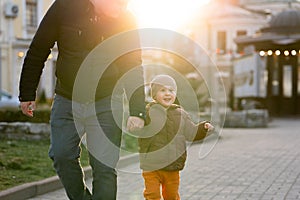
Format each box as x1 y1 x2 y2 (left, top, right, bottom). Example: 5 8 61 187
267 55 299 116
277 56 298 115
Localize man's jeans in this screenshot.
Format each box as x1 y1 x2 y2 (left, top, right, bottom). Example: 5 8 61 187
49 94 123 200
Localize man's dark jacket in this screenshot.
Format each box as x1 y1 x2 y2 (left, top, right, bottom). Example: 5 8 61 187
19 0 145 118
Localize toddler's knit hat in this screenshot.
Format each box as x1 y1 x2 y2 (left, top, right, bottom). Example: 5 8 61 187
150 74 177 99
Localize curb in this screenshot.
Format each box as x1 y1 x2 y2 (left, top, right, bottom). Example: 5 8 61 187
0 154 138 200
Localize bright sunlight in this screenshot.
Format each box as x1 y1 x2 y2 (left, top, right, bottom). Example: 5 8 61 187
128 0 210 30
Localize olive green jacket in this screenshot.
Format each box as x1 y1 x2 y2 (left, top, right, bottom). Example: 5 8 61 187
138 102 208 171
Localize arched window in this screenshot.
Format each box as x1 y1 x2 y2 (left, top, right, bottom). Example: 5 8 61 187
26 0 37 29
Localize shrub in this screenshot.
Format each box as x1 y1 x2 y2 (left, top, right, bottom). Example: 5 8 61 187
0 109 50 123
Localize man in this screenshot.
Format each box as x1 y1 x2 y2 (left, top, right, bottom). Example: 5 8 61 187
19 0 145 199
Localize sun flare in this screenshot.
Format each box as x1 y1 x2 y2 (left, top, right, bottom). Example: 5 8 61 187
128 0 210 30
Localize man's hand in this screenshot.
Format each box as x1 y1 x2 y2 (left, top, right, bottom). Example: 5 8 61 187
126 116 144 132
20 101 36 117
204 122 214 132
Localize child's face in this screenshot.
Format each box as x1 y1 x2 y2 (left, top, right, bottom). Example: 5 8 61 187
154 86 176 108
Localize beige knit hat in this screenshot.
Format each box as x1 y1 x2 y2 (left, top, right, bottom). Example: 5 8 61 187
150 74 177 99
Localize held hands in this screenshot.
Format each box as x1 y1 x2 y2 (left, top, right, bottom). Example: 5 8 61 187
126 116 144 132
20 101 36 117
204 122 214 132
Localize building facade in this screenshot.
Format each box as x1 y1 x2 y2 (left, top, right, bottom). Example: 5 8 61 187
0 0 56 99
1 0 299 116
189 0 300 116
235 8 300 116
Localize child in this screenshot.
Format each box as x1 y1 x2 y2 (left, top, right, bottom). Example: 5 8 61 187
138 74 214 200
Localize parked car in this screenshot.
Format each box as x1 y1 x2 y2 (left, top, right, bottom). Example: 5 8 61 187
0 90 20 111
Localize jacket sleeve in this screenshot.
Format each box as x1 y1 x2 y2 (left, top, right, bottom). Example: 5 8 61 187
19 0 60 101
192 121 209 141
125 51 146 120
116 13 146 120
183 110 208 142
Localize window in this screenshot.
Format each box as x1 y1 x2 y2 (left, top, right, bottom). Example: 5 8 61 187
237 30 247 53
298 57 300 95
298 65 300 95
237 30 247 37
26 0 38 29
272 57 279 96
217 31 226 54
283 65 292 97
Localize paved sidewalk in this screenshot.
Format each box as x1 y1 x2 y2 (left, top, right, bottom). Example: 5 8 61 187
28 118 300 200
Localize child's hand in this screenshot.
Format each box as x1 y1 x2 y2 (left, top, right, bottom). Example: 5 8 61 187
204 122 214 131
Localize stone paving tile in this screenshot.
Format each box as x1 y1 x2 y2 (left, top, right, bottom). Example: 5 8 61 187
28 118 300 200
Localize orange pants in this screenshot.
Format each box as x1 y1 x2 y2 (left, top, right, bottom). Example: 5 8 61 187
142 170 180 200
